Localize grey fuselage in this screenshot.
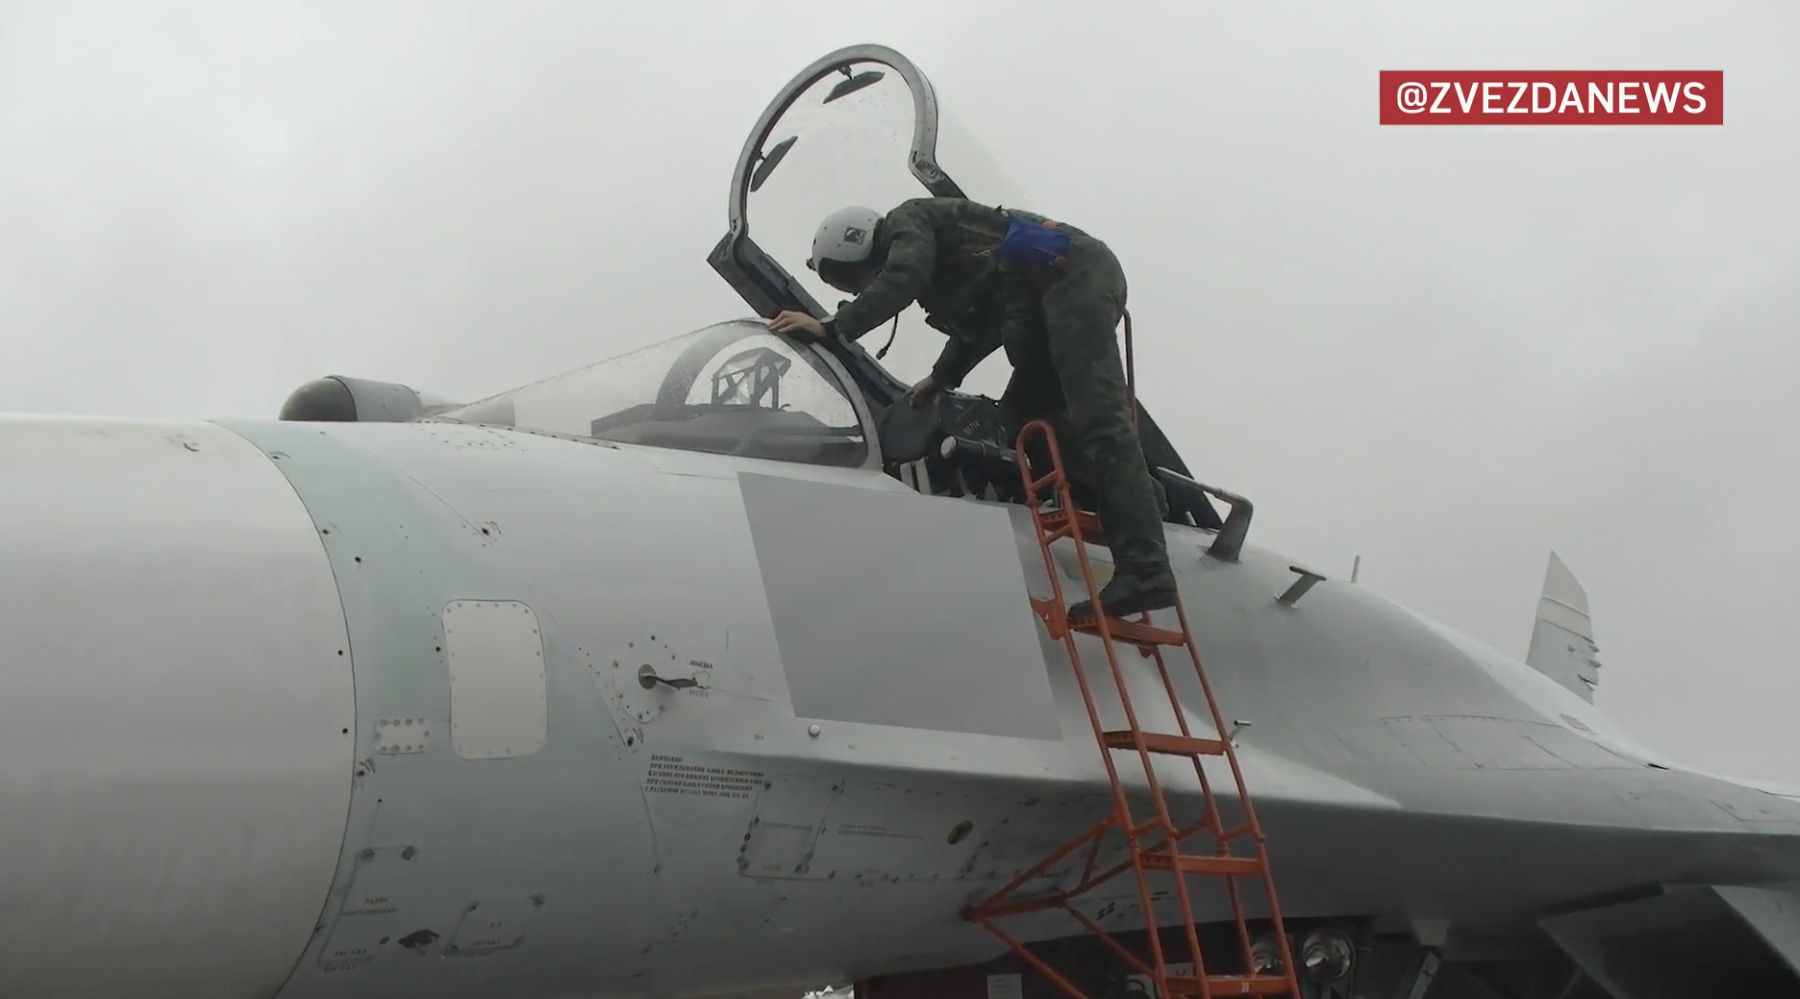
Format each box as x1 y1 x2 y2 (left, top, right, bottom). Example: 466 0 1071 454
4 385 1798 999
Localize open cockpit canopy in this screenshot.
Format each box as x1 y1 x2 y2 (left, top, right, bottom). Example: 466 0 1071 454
439 44 1234 540
329 46 1239 544
703 45 1200 483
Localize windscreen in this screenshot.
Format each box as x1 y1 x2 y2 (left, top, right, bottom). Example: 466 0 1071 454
437 321 869 468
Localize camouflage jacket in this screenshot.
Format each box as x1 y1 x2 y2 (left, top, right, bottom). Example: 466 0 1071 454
824 197 1060 389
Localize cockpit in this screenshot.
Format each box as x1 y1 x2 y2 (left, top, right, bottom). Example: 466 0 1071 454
289 44 1247 555
435 320 875 470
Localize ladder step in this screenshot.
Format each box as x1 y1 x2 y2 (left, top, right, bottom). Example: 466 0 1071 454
1042 508 1109 546
1068 616 1188 648
1043 507 1104 534
1140 852 1263 876
1028 598 1188 650
1102 730 1227 757
1167 975 1293 996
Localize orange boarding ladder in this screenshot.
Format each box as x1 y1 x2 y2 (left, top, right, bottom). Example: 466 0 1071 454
963 419 1302 999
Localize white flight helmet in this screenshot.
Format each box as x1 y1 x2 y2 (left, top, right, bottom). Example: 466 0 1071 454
807 206 883 273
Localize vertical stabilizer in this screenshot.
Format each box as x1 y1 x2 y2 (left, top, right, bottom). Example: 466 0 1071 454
1526 550 1602 702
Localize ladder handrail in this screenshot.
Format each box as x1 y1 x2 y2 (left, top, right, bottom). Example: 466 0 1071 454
964 418 1302 999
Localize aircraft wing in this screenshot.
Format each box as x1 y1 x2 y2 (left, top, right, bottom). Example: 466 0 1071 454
1540 882 1800 993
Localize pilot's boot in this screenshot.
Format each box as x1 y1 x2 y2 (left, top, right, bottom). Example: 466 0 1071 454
1068 560 1179 621
1068 470 1178 620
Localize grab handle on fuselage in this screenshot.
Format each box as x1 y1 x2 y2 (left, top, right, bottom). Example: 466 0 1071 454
1154 468 1250 561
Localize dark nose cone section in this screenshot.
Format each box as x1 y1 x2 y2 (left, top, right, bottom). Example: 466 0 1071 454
280 377 359 422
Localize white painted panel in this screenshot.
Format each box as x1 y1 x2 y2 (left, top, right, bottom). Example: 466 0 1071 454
738 472 1061 741
0 415 355 999
444 600 548 760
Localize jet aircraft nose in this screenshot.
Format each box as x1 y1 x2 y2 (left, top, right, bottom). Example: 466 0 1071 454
0 415 356 999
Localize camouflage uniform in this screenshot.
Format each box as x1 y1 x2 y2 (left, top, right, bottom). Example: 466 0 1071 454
824 196 1014 370
824 197 1176 618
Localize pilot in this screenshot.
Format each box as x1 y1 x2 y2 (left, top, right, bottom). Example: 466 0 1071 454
767 198 1176 621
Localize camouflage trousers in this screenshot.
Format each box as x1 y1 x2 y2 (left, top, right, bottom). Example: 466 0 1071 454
997 239 1172 579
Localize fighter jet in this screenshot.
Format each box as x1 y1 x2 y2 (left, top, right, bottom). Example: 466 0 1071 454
3 43 1798 999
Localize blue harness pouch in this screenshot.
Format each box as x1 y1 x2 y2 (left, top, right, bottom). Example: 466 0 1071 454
994 216 1071 268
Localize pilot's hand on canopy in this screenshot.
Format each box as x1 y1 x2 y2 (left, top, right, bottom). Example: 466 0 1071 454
768 310 826 340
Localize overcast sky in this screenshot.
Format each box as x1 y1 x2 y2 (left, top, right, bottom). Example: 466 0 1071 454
2 1 1795 781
